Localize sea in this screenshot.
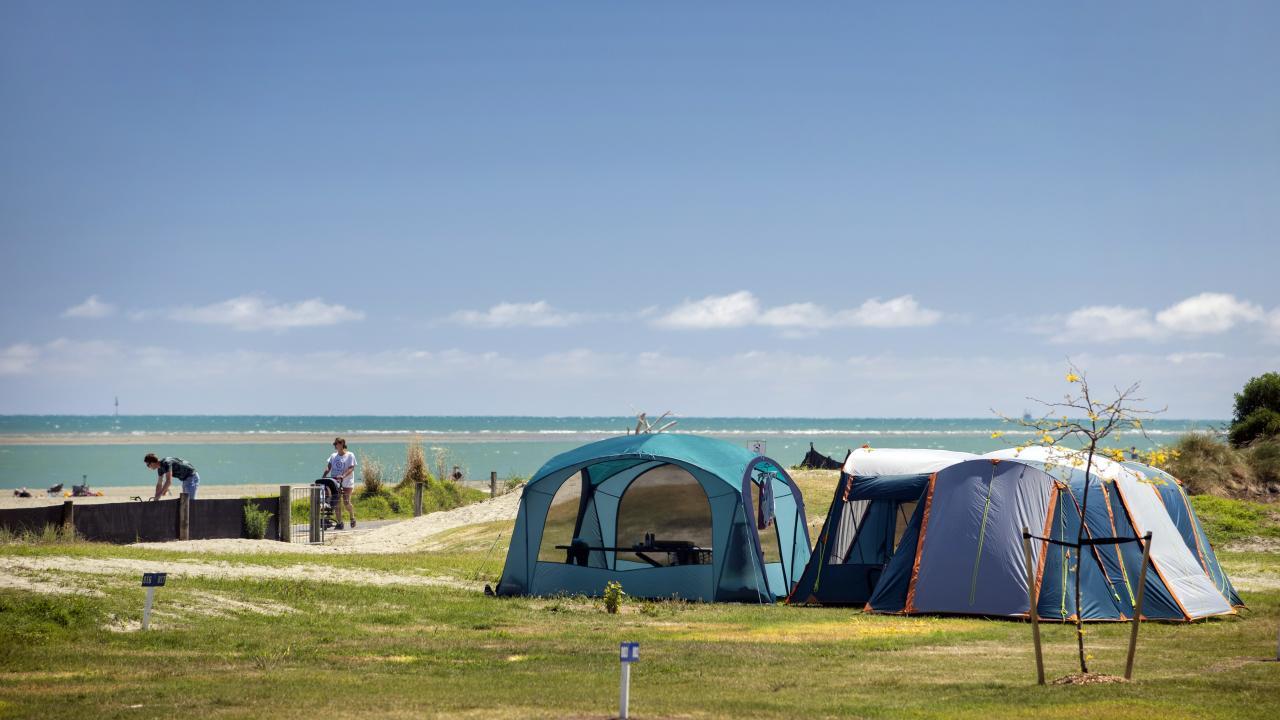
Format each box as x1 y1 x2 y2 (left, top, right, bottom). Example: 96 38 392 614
0 416 1220 490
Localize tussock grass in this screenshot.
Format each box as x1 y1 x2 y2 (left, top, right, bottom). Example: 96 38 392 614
1162 432 1280 498
0 523 79 545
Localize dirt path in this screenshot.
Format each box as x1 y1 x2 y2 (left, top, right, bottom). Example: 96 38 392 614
2 554 473 592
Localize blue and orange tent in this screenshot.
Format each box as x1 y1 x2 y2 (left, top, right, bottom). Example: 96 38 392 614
792 446 1239 621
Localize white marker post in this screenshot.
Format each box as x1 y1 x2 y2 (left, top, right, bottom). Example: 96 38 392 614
141 572 166 630
619 641 639 719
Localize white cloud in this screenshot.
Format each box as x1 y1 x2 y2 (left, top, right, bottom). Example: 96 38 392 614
653 291 761 329
0 343 39 375
1155 292 1264 334
655 291 942 330
62 295 116 319
838 295 943 328
1056 305 1163 343
169 295 364 331
1166 352 1226 364
450 301 586 328
1052 292 1273 343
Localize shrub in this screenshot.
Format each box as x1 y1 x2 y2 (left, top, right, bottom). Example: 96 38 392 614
1230 372 1280 447
243 502 272 540
603 580 624 614
504 475 526 493
357 495 393 519
1247 438 1280 491
360 454 386 497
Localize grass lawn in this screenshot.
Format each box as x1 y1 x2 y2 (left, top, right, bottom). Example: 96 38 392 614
1 473 1278 719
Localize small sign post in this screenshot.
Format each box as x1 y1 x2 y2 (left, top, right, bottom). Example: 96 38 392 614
748 440 767 456
141 573 166 630
619 641 639 719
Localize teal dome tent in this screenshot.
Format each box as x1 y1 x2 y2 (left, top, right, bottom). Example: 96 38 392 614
496 434 811 602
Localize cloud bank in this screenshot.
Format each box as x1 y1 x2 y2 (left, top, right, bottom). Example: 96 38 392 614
653 291 942 330
168 296 364 331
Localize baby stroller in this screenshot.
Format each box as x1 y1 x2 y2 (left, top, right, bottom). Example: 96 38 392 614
314 477 341 529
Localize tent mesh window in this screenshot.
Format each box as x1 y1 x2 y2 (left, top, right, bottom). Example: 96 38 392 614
754 476 785 564
893 501 917 550
615 464 713 569
537 472 584 563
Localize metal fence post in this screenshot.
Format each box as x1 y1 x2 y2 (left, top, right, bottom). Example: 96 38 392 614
278 485 291 542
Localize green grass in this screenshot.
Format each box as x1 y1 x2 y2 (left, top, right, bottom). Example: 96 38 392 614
0 551 1276 719
1189 495 1280 543
0 468 1276 719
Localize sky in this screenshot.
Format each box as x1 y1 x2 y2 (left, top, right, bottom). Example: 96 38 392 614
1 1 1278 418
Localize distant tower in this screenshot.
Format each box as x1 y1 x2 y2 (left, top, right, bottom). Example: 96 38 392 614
114 396 119 417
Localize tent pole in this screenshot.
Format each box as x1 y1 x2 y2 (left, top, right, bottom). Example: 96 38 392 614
1124 531 1153 680
1022 527 1045 685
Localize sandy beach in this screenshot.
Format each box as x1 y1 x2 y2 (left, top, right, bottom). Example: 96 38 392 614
1 483 280 509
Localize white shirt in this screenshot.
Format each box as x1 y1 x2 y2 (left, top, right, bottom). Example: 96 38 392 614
328 451 358 489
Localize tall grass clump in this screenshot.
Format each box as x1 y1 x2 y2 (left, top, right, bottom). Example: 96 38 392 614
243 502 272 540
396 440 432 491
1161 432 1280 498
360 453 387 496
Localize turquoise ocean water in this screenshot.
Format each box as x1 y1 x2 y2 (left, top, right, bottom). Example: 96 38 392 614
0 416 1219 490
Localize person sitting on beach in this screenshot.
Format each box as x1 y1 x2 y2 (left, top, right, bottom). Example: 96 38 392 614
145 453 200 500
323 437 357 529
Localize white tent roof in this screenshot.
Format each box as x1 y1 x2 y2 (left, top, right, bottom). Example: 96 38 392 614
983 445 1137 481
843 447 978 477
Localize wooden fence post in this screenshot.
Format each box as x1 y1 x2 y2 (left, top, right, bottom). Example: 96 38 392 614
61 500 75 536
413 482 424 517
178 493 190 541
1021 527 1045 685
309 486 322 543
490 471 498 498
278 485 292 542
1124 531 1154 680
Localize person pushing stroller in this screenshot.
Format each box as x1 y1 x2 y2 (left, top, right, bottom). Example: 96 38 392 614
323 437 357 529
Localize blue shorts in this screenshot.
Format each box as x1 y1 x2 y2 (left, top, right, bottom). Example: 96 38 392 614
182 472 200 500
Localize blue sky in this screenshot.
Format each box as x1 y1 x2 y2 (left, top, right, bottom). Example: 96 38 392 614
1 1 1277 417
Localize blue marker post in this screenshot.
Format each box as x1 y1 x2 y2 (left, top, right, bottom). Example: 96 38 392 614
619 641 639 719
140 573 166 630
